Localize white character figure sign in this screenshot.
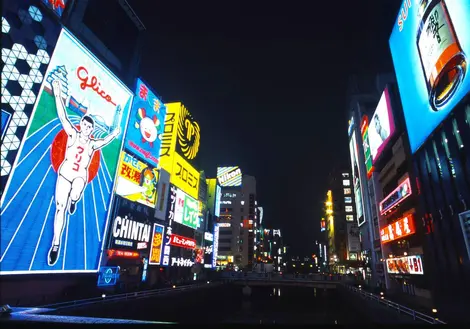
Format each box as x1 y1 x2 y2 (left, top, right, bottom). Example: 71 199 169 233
48 79 121 266
135 107 162 147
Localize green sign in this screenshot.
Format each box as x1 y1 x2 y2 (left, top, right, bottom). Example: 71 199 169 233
363 128 373 176
182 195 199 229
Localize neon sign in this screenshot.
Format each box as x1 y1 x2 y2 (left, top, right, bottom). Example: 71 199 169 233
379 177 412 215
107 249 140 259
386 255 423 275
169 234 196 249
149 223 164 265
380 214 416 244
171 257 194 267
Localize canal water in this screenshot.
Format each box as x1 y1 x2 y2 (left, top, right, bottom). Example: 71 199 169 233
49 283 413 324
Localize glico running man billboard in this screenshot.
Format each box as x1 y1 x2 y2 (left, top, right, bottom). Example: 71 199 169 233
125 78 166 168
390 0 470 154
0 29 132 274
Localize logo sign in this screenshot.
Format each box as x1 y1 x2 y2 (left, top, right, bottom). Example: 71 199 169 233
361 115 374 178
171 257 194 267
169 153 199 199
0 29 132 275
149 223 164 265
125 78 166 168
390 0 470 154
273 229 281 237
169 234 196 249
111 215 151 250
379 177 412 215
386 255 424 275
174 187 199 229
97 266 120 287
217 166 242 187
115 152 159 207
349 130 366 226
212 224 219 268
204 232 213 241
380 214 416 244
368 88 396 164
159 102 200 171
41 0 69 17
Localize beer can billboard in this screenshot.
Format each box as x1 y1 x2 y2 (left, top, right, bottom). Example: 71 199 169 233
390 0 470 154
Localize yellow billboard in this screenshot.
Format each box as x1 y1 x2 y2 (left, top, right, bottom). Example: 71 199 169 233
159 102 200 174
170 152 200 199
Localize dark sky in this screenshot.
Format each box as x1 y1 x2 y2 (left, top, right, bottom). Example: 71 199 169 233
131 0 403 256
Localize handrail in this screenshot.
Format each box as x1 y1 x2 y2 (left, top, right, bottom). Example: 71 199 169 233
345 285 446 324
38 282 220 310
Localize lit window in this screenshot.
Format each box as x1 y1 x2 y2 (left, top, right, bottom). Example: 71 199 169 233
344 197 352 203
346 215 354 221
344 188 351 195
345 206 353 212
343 180 350 186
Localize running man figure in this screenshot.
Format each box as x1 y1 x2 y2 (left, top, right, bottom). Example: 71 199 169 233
48 79 121 266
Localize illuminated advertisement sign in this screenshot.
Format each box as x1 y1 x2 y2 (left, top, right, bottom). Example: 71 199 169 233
212 224 219 268
386 254 424 275
379 177 412 215
217 166 242 187
174 187 199 229
161 185 177 266
169 153 199 199
204 232 214 242
349 130 366 226
41 0 68 17
149 223 164 265
380 214 416 243
320 219 326 232
97 266 120 287
215 184 221 217
369 88 396 163
125 78 166 168
141 258 148 282
206 178 221 217
115 152 159 207
0 29 132 275
390 0 470 154
171 257 194 267
159 102 200 169
361 115 374 178
347 222 361 253
110 214 152 251
169 234 196 249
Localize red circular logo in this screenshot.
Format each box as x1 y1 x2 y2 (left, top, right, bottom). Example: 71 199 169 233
50 126 101 183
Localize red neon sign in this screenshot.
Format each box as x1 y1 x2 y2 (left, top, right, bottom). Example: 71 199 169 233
169 234 196 249
380 214 416 244
379 177 412 215
107 249 140 259
77 66 117 106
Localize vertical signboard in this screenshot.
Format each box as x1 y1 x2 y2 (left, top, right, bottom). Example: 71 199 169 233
125 78 166 168
361 116 373 178
0 29 132 274
212 224 219 268
161 185 177 266
349 130 366 226
347 222 361 254
149 223 164 265
390 0 470 153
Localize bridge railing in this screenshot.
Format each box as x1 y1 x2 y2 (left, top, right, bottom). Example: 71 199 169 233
345 285 446 324
38 282 220 311
220 271 349 282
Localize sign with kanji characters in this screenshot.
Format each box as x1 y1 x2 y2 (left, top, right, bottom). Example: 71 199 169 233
380 214 416 244
174 186 199 230
161 185 177 266
149 223 164 265
115 151 159 208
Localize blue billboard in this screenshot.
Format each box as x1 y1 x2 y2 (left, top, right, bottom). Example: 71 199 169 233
0 29 132 275
390 0 470 153
97 266 120 287
124 78 166 168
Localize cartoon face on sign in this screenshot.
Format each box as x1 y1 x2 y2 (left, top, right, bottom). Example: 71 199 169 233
135 107 161 146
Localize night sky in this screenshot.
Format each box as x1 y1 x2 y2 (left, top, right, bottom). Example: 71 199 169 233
131 0 403 256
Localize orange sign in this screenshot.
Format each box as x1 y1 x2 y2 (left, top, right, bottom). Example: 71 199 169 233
380 214 415 244
149 224 164 265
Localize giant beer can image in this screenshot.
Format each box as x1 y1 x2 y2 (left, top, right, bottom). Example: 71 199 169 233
416 0 467 110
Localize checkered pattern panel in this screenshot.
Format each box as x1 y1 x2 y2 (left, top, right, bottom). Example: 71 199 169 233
1 0 61 196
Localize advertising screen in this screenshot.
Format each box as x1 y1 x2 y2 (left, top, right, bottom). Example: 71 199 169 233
169 152 199 199
174 187 199 230
379 177 412 215
0 29 132 274
212 224 219 268
368 88 395 163
349 130 365 226
125 78 166 168
217 166 242 187
109 212 152 251
390 0 470 153
386 254 424 275
149 223 164 265
41 0 69 17
115 151 159 207
347 222 361 253
159 102 200 172
380 214 416 243
361 116 373 177
169 234 196 249
215 184 221 217
97 266 120 287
